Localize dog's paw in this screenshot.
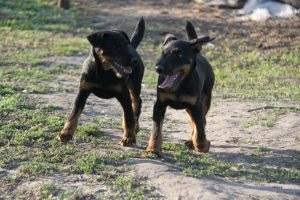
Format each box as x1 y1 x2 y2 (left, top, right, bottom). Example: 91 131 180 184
194 139 210 153
120 137 136 147
144 148 162 158
135 122 140 134
57 129 74 143
184 140 194 149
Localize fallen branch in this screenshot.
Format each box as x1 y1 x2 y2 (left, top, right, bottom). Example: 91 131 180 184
247 106 300 112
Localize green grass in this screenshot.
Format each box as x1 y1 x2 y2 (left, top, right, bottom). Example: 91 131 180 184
0 0 88 94
163 143 300 184
109 176 159 199
0 0 91 31
19 162 58 176
38 182 91 200
208 48 300 100
242 108 297 128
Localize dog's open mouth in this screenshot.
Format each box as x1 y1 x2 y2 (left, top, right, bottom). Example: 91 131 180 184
113 62 132 75
158 72 181 90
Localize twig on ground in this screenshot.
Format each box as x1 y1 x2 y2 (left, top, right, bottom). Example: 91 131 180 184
247 106 300 112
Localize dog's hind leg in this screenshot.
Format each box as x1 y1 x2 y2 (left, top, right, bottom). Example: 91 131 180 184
145 101 167 156
117 90 136 146
59 89 90 142
201 92 212 129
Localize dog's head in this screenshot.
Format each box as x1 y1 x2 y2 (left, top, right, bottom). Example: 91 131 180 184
87 18 145 78
156 21 214 91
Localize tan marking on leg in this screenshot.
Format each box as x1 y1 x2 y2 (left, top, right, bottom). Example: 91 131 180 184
186 108 210 153
146 120 164 156
120 108 136 146
129 91 140 133
59 111 81 142
185 109 195 149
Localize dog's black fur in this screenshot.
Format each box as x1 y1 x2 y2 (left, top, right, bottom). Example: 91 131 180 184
146 21 215 156
59 18 145 146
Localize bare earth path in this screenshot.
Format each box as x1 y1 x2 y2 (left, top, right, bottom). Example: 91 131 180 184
34 56 299 199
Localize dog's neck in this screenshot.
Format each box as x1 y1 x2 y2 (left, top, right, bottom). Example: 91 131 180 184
177 55 198 90
183 55 197 80
90 47 127 81
92 47 103 68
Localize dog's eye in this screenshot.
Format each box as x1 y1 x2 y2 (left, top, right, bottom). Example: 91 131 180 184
175 51 182 58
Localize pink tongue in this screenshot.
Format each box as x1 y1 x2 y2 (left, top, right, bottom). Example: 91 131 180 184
158 74 178 89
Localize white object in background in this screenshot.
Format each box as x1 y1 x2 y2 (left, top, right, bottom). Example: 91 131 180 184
239 0 299 21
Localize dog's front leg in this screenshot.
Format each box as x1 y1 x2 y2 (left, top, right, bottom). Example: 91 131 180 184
128 82 142 134
59 89 90 142
117 90 136 146
145 101 167 156
188 105 210 153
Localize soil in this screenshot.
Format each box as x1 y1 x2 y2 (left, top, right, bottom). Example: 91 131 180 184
8 0 300 199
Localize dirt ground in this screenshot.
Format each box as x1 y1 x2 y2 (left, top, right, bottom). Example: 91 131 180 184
8 0 299 199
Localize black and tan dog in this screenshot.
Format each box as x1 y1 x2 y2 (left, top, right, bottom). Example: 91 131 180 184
59 18 145 146
146 21 215 156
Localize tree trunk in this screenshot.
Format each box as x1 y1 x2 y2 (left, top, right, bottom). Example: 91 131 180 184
57 0 70 9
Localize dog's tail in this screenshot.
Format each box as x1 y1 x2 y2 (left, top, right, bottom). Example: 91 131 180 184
130 17 145 49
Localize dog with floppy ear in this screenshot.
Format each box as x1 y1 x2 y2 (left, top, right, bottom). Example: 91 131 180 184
146 21 215 156
58 18 145 146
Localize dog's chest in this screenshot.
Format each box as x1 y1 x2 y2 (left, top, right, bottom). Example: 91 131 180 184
80 80 122 92
158 92 197 108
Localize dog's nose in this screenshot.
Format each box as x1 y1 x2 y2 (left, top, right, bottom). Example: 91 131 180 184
131 58 139 66
155 65 164 73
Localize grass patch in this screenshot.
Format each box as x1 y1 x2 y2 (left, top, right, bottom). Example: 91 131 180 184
109 176 159 199
18 162 58 176
251 146 272 156
71 150 141 175
163 143 300 183
39 182 58 199
38 183 93 200
0 0 88 94
0 0 91 32
71 153 105 174
243 108 294 128
209 48 300 100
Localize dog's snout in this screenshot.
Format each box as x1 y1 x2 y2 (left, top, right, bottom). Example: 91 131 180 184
131 58 139 66
155 65 164 73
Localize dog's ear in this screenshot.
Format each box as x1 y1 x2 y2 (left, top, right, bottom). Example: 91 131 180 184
186 20 198 41
163 34 177 46
130 17 145 49
87 32 105 47
189 36 215 52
